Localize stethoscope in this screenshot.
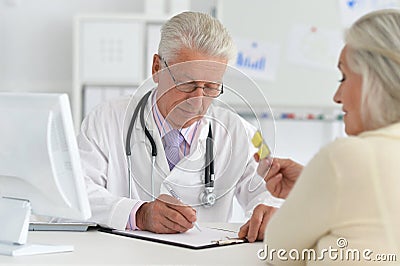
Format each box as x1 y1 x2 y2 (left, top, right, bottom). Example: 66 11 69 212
125 91 216 207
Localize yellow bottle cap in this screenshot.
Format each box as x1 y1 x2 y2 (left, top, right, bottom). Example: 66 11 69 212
257 143 271 159
251 131 263 148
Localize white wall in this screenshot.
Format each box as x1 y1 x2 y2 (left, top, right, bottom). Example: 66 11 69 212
0 0 146 96
0 0 215 97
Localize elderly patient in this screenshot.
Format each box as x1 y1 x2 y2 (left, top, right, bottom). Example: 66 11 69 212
254 9 400 265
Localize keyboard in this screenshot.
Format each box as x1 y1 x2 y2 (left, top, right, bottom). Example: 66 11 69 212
29 222 97 232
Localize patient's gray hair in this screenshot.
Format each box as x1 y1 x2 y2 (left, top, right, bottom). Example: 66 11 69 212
158 11 236 62
345 9 400 130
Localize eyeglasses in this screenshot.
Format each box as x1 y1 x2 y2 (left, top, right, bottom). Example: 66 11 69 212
160 56 224 98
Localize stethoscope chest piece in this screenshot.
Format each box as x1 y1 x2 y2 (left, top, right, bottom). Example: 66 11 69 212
200 188 216 208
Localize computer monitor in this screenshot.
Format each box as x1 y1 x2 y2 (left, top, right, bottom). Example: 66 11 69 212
0 92 91 256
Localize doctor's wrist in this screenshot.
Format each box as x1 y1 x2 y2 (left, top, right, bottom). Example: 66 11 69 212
126 200 146 230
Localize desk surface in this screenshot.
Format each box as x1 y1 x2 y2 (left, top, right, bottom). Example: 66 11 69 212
0 223 265 265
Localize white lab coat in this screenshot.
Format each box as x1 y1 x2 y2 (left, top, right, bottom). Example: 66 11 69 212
78 90 282 230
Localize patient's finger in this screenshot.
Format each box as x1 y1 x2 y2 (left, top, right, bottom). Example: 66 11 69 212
266 174 283 194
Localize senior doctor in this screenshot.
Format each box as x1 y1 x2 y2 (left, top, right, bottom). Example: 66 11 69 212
78 11 281 242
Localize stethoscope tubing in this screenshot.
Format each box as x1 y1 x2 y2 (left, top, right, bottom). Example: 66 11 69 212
125 90 215 205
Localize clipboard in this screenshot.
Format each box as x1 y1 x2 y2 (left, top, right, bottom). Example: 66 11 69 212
99 226 247 250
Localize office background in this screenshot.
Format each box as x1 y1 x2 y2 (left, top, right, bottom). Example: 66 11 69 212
2 0 398 221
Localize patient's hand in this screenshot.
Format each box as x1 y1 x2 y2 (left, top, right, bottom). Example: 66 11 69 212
255 155 303 199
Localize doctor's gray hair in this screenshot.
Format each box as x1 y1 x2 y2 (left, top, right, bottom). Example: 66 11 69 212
158 11 236 63
345 9 400 130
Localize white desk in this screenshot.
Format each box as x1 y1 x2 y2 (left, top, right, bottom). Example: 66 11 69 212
0 224 265 265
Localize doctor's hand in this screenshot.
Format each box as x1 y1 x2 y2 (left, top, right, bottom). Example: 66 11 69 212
255 155 303 199
238 204 277 243
136 194 197 234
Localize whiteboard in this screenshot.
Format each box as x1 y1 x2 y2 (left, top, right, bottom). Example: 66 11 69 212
219 0 344 108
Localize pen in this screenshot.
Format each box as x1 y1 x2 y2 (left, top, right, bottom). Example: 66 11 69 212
164 183 202 232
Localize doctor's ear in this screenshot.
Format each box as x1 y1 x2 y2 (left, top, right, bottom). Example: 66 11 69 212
151 54 161 83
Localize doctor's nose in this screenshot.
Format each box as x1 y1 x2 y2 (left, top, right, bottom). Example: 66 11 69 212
186 87 204 108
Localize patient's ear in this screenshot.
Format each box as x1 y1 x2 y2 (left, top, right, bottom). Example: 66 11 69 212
152 54 161 83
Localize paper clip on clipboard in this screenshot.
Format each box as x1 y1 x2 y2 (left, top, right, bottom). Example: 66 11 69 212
212 237 247 246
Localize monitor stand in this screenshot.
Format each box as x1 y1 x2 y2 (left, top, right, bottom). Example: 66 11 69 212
0 243 74 256
0 197 73 256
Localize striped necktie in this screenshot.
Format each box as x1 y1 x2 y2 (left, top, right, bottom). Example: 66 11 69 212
163 129 185 170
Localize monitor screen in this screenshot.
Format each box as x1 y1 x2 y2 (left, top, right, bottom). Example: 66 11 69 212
0 92 91 224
